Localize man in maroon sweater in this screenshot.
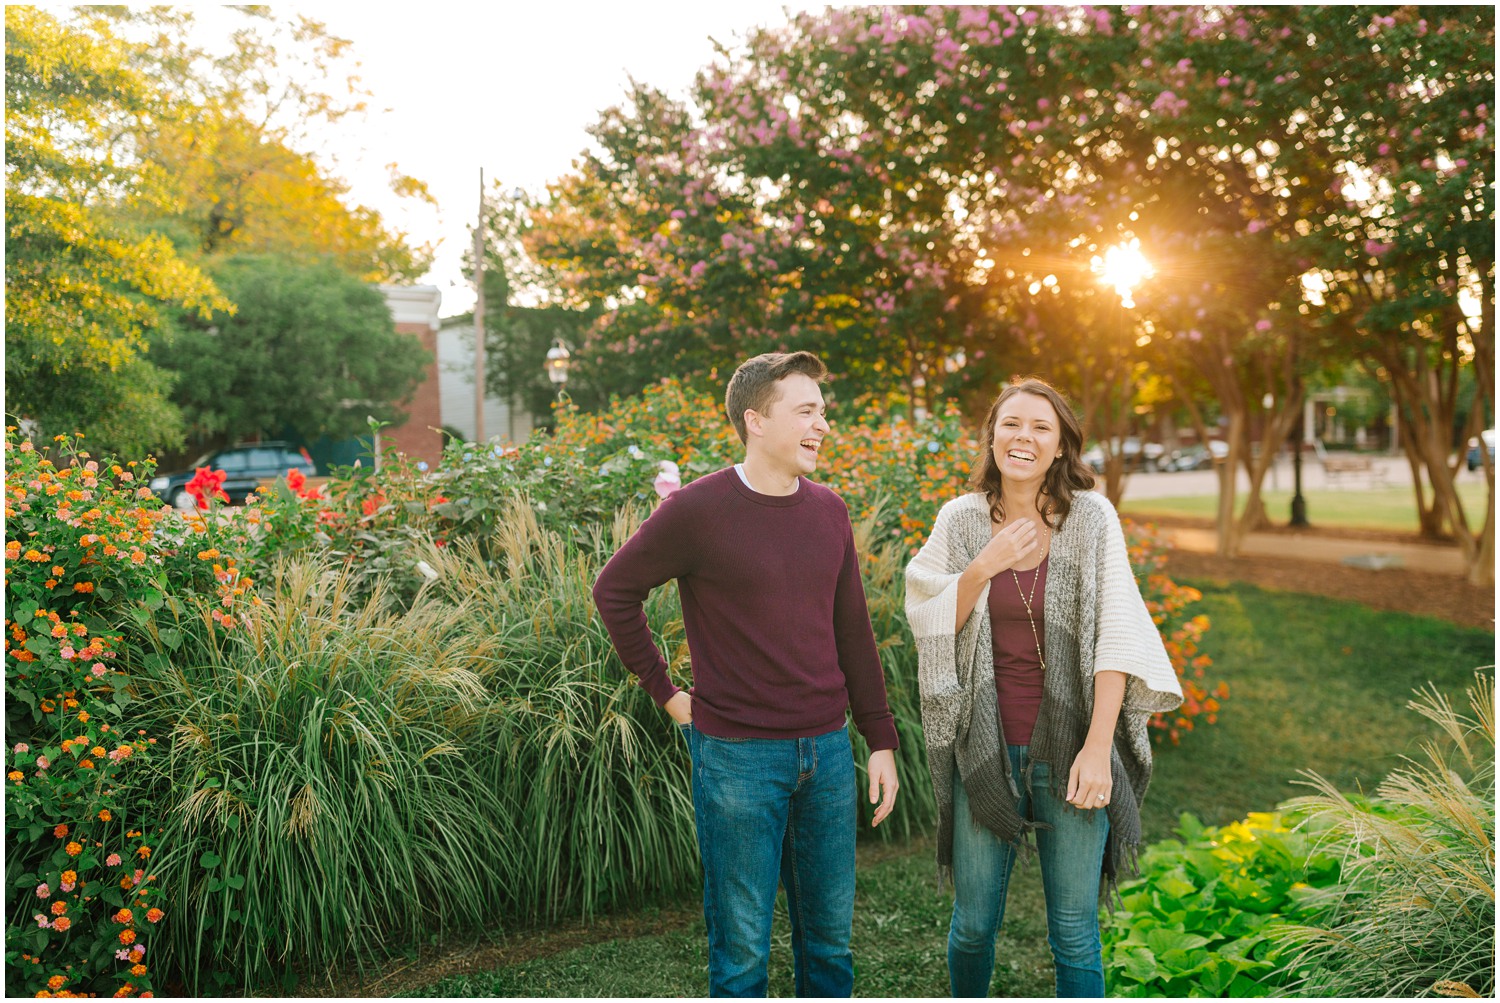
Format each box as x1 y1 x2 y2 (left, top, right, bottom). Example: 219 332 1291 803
593 351 899 997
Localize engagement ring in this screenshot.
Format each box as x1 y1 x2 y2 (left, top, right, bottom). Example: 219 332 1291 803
1096 794 1105 801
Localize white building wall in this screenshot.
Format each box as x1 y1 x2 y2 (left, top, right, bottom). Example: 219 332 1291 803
437 320 536 445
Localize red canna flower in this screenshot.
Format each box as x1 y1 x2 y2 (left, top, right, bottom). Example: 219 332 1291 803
184 468 229 510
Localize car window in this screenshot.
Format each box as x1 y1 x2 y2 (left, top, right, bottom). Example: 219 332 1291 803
246 448 282 471
280 449 309 468
215 452 249 473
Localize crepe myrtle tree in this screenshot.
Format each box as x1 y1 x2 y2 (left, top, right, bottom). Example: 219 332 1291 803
524 6 1490 579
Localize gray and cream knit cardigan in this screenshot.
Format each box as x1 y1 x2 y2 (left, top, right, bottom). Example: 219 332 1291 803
904 489 1183 888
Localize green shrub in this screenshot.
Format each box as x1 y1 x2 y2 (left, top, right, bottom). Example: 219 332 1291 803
1271 675 1495 999
1101 811 1342 997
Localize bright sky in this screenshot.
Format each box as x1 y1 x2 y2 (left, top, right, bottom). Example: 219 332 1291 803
276 2 812 317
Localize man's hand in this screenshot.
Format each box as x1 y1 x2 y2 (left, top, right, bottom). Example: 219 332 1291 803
867 749 899 827
664 690 693 726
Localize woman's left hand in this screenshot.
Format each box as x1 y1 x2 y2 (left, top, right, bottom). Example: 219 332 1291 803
1066 745 1113 810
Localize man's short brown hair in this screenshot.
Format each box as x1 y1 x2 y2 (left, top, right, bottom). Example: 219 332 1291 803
724 351 830 444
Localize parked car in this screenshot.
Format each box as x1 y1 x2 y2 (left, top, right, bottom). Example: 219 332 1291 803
1163 440 1229 471
1467 428 1495 471
1081 437 1166 473
148 442 315 508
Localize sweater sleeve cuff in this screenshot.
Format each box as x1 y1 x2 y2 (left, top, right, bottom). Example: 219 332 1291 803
638 667 682 707
859 718 899 753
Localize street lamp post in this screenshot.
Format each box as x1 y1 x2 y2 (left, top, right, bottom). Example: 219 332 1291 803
545 339 571 395
1289 333 1309 526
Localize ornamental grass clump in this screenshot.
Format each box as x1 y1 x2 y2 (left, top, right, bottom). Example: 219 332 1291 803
414 498 699 923
847 502 935 840
125 501 714 992
127 562 512 994
1271 674 1495 999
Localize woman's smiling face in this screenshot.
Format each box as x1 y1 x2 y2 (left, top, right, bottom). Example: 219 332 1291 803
992 391 1061 489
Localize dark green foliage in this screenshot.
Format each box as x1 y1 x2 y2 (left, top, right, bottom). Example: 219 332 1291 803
153 254 430 444
1102 812 1341 997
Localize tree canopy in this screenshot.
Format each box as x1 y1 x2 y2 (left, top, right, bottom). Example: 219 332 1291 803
152 255 430 444
521 4 1493 579
4 7 435 454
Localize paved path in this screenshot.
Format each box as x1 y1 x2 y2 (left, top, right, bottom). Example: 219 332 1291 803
1159 524 1466 575
1118 452 1489 500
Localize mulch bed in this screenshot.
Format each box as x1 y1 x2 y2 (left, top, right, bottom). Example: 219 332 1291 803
1157 524 1494 632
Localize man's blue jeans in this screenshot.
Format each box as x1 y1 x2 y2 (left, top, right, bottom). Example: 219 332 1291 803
684 723 857 997
948 746 1109 998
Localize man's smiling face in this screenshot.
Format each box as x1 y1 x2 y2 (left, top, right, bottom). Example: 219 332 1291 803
750 373 830 478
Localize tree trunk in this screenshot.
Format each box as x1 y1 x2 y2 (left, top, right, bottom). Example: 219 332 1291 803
1229 398 1300 553
1101 454 1127 506
1218 412 1248 557
1469 485 1495 587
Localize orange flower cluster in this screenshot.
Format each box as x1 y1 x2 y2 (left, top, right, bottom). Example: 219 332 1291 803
1127 520 1227 744
6 430 165 998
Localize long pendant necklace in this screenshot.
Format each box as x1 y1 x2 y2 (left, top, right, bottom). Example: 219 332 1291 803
1011 526 1050 671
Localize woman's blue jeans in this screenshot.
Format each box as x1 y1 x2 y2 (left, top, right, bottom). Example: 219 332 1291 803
684 723 857 998
948 746 1109 998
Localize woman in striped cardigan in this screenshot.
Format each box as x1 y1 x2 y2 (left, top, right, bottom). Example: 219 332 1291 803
904 378 1182 997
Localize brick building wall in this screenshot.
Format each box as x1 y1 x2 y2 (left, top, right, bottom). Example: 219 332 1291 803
379 285 443 468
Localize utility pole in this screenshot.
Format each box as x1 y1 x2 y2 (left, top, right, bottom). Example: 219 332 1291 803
473 168 486 442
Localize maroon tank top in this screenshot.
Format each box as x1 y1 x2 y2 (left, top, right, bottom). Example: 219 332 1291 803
987 555 1047 746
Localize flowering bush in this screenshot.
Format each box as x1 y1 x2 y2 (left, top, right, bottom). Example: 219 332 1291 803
5 431 169 998
1128 522 1229 744
428 381 976 552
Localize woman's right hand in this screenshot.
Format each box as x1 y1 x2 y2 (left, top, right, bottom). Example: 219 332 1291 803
967 518 1040 579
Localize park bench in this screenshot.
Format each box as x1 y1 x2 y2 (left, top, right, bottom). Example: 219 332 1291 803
1312 440 1386 488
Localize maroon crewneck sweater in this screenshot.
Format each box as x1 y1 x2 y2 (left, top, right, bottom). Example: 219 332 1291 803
592 467 899 751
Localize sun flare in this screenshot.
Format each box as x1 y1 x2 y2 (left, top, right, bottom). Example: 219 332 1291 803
1091 239 1154 308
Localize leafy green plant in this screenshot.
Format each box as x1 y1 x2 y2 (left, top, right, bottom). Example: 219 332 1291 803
1271 675 1495 999
1101 811 1342 997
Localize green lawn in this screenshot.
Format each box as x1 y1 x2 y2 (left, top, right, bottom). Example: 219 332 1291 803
1121 480 1489 532
405 585 1493 998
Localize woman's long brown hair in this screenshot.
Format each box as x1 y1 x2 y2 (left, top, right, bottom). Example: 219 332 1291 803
968 378 1096 528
